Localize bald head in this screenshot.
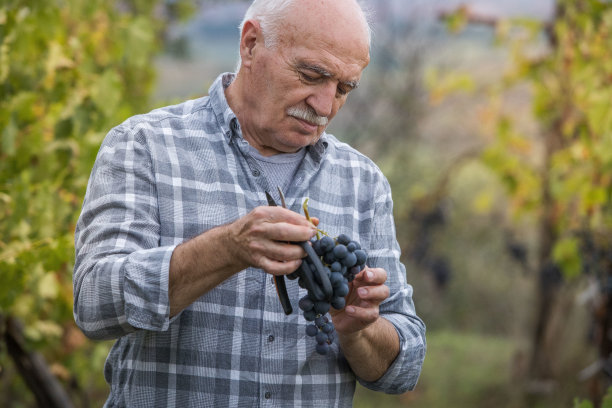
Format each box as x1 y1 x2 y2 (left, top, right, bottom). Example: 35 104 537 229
236 0 371 68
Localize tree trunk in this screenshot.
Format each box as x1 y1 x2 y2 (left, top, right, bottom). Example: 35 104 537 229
2 315 75 408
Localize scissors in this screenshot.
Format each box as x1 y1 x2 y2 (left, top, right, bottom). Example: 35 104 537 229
265 188 333 315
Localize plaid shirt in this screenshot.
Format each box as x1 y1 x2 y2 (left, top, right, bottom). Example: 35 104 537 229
73 73 426 407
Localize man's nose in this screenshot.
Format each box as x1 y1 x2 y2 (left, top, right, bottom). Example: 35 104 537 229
306 82 337 119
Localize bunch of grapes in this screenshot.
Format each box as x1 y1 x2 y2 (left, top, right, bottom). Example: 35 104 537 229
288 233 368 354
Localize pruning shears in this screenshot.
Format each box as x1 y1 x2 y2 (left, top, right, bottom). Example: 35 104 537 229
265 188 333 315
265 188 294 315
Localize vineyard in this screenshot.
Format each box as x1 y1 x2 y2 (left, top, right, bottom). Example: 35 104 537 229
2 0 612 407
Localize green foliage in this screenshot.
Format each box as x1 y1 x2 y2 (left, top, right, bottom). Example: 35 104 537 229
355 330 517 408
574 386 612 408
0 0 192 405
435 0 612 279
499 0 612 278
442 5 469 34
424 2 612 401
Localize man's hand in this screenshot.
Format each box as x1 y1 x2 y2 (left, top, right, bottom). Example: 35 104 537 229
169 205 316 316
330 267 399 382
227 206 318 275
330 267 390 334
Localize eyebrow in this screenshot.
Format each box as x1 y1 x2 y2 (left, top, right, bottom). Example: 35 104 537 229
296 62 360 90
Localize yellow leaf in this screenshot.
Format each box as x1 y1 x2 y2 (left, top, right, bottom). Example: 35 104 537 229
38 272 59 300
472 190 494 214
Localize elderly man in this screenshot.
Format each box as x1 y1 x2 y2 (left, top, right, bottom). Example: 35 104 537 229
73 0 426 406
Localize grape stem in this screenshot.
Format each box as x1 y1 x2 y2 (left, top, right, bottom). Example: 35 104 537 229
302 198 330 239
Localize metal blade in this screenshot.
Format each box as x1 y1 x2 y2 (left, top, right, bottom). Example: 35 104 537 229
265 191 277 207
277 187 287 209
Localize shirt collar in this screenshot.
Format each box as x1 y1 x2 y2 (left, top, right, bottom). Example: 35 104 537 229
208 72 239 143
208 72 328 162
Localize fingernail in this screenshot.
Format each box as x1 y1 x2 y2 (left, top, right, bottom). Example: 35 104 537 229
366 271 374 280
358 287 367 297
346 306 355 314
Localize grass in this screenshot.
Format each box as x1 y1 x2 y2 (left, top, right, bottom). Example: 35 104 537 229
354 329 519 408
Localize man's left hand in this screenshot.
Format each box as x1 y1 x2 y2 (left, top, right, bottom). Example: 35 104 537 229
330 267 390 335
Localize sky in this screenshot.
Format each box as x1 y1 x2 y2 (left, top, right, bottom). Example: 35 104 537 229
196 0 557 23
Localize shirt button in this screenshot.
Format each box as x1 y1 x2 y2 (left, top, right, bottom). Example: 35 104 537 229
268 335 275 342
264 391 271 399
252 169 261 177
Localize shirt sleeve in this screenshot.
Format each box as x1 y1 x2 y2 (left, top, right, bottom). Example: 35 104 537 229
73 124 176 340
356 176 427 394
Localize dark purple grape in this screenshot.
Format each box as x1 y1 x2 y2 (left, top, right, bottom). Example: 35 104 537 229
347 242 357 252
323 251 336 264
333 244 348 259
320 236 334 252
330 272 344 287
299 296 314 311
331 261 342 272
354 249 367 265
331 297 346 310
322 322 334 334
341 252 357 267
337 234 351 245
349 265 360 277
315 315 327 327
335 283 349 297
315 342 330 355
306 324 318 337
314 301 331 315
316 331 329 344
313 239 323 256
303 309 316 321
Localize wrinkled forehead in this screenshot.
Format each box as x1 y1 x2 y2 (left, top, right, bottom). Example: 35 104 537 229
280 0 370 53
277 0 370 69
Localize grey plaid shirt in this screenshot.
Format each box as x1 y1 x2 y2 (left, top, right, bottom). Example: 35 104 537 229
73 73 426 407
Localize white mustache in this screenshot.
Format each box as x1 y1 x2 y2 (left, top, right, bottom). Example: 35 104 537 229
287 106 328 126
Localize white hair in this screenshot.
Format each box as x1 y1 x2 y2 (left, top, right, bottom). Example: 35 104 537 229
235 0 372 72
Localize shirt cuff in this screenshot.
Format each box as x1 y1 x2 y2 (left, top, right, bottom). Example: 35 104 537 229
123 244 177 332
357 313 426 394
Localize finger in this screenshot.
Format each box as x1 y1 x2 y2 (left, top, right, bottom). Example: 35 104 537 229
310 217 319 227
354 267 387 286
344 304 380 324
259 257 303 276
249 240 306 262
256 206 316 228
265 221 317 242
356 284 390 303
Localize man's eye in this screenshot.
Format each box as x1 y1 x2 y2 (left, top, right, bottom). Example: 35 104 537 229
337 86 349 96
299 72 318 82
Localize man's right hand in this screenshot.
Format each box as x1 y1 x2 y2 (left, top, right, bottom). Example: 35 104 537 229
227 206 318 275
169 206 316 316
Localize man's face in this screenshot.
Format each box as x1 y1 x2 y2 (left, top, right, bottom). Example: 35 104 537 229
237 3 370 155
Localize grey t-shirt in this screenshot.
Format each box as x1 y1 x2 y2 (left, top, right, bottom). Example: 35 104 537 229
246 144 306 200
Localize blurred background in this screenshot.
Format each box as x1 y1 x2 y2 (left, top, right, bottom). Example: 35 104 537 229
1 0 612 407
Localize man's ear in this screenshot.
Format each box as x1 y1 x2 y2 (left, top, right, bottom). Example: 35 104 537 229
239 20 261 69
